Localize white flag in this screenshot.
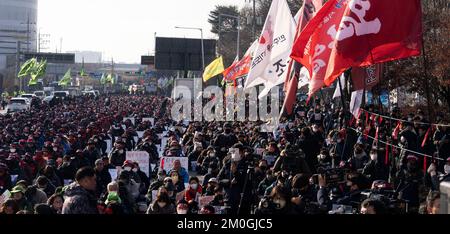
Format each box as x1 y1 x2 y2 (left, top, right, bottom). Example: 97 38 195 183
350 90 364 117
297 66 310 89
332 73 346 99
244 0 296 91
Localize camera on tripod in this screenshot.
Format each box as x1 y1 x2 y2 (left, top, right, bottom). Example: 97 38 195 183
312 168 349 186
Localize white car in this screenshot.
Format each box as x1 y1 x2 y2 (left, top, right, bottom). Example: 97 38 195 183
43 95 54 103
20 93 36 101
82 90 97 97
6 98 31 113
33 91 46 99
51 91 69 99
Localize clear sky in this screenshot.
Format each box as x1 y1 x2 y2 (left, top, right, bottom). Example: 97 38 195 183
38 0 246 63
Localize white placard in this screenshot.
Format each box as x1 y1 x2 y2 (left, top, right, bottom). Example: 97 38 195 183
142 117 154 126
109 168 118 180
10 175 18 184
105 139 112 153
160 157 188 173
123 117 135 125
255 148 265 156
151 190 158 201
0 190 11 205
126 151 150 177
137 131 144 138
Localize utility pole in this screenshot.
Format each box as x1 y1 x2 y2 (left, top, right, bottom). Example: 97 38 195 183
252 0 256 41
16 41 21 91
27 14 30 52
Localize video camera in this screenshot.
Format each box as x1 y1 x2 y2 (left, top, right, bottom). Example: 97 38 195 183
312 168 349 186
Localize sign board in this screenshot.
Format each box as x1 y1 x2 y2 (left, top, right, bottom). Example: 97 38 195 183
160 157 188 173
198 196 214 208
255 148 265 156
142 118 154 126
126 151 150 177
0 190 11 205
109 168 118 180
105 139 112 154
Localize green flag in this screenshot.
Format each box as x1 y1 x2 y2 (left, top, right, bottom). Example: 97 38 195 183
18 58 37 78
28 78 38 86
58 69 72 86
100 73 106 84
106 74 115 84
30 59 47 80
80 57 87 77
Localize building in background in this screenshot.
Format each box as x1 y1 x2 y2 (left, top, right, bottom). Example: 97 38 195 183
0 0 38 92
67 50 102 63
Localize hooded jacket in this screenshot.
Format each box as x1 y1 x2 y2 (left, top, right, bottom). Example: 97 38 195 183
62 182 99 214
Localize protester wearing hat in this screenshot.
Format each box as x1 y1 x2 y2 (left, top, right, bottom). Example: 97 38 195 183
108 139 126 167
11 185 33 212
83 139 101 167
168 159 189 184
203 177 218 196
132 162 150 192
62 167 99 214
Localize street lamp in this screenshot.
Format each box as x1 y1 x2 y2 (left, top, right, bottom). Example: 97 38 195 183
219 13 240 59
174 26 205 72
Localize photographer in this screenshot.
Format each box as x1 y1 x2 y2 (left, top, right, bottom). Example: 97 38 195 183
255 185 293 215
317 173 366 211
362 149 389 183
273 143 311 175
290 173 319 214
395 155 424 212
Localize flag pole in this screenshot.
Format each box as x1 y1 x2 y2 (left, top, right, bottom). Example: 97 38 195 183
421 37 433 122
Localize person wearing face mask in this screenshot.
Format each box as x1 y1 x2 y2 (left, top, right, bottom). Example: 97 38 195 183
348 143 369 171
168 170 185 193
395 155 424 212
362 149 389 183
254 159 269 184
108 139 127 168
35 175 56 197
290 173 319 214
256 185 293 215
185 177 202 202
200 148 220 175
258 169 276 196
146 189 176 214
202 164 219 189
213 123 238 158
204 178 218 196
83 140 101 167
263 142 279 167
188 142 203 171
132 162 150 192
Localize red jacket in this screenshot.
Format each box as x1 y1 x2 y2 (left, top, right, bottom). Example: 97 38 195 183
184 185 203 202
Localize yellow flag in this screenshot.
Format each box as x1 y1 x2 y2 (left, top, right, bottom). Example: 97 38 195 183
202 56 224 82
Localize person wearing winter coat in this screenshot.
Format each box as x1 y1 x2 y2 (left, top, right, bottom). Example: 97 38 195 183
62 167 99 214
146 189 176 214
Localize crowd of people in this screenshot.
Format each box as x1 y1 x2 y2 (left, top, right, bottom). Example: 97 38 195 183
0 92 449 214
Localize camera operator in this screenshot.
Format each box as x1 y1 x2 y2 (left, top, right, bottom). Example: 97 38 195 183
394 155 424 212
217 143 251 214
273 143 311 175
213 123 238 158
255 184 294 215
362 149 389 183
290 173 319 214
317 173 366 211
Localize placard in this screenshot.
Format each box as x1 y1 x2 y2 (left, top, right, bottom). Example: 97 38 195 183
198 196 214 207
160 157 188 173
0 190 11 205
109 168 118 180
142 117 154 126
126 151 150 177
255 148 265 156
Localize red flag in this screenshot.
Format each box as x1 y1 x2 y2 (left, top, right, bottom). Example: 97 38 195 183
392 121 401 140
385 142 389 165
222 55 252 83
351 64 383 90
281 0 323 115
291 0 422 97
421 127 431 148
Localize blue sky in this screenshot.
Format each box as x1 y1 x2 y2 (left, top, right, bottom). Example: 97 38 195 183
38 0 246 63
